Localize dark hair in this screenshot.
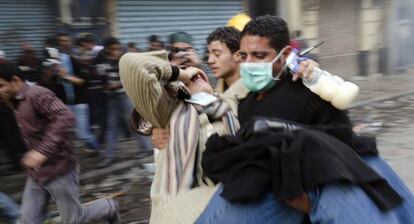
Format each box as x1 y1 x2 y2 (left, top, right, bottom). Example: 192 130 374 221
76 37 87 47
0 61 22 81
127 42 136 48
103 37 121 48
241 15 290 52
45 36 58 47
148 35 164 47
83 34 97 44
56 32 70 39
148 35 160 42
207 27 240 54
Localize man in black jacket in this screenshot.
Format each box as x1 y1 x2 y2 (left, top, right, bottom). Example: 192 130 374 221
198 16 414 224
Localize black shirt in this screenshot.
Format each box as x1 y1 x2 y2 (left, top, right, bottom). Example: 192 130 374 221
239 72 350 127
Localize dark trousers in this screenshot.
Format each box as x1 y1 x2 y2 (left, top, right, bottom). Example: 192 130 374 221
86 89 107 144
18 169 117 224
0 103 27 169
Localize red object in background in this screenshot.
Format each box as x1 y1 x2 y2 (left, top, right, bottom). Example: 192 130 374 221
290 39 300 51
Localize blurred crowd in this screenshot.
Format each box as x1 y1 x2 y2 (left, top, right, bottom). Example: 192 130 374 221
1 30 227 168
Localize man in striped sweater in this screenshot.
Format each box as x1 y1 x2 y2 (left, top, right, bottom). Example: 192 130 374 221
0 61 120 224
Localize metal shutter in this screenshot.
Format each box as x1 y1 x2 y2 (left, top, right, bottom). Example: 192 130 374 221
0 0 56 60
318 0 360 78
117 0 244 54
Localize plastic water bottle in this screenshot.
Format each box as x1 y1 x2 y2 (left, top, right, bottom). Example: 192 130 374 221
286 50 359 110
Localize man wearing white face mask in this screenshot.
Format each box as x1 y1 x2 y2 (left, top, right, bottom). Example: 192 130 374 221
239 45 290 93
198 15 414 224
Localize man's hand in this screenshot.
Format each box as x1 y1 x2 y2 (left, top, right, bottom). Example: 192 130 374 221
152 128 170 149
56 66 68 79
286 193 311 213
291 59 319 82
178 67 208 84
181 50 201 67
170 51 191 68
170 50 201 68
21 150 47 170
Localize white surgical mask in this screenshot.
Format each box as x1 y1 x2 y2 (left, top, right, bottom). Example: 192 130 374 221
240 46 289 92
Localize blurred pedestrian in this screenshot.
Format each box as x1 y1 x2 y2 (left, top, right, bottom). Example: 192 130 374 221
74 37 108 144
0 61 121 224
82 34 104 57
17 44 40 83
147 35 164 51
56 33 99 151
0 192 20 223
168 31 201 68
95 37 152 167
127 42 139 52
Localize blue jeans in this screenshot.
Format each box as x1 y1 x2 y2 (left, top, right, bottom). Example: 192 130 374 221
105 93 153 159
18 169 118 224
196 189 304 224
0 192 20 223
68 104 99 149
197 156 414 224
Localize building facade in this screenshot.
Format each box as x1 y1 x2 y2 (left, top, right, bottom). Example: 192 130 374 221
0 0 246 61
281 0 414 77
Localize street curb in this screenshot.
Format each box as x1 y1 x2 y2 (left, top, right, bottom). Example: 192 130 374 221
350 89 414 109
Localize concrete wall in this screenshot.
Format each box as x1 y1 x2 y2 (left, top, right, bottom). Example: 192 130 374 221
284 0 389 76
360 0 386 74
300 0 320 53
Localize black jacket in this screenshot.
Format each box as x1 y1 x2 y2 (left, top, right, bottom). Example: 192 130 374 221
203 73 402 212
202 119 402 211
40 56 89 105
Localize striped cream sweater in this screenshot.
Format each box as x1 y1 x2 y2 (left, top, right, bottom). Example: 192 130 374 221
119 51 247 224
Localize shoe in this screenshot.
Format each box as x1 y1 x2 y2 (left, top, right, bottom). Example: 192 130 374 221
98 158 115 168
107 200 121 224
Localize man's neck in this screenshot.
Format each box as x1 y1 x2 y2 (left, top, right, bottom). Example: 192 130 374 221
223 70 240 87
15 82 25 94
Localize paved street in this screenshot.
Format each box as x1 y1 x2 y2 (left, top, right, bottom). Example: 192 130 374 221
349 93 414 192
349 72 414 191
1 73 414 223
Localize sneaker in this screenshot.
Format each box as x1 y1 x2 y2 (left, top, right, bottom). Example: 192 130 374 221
107 200 121 224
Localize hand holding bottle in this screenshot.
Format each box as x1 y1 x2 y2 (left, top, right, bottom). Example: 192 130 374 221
286 48 359 110
291 59 320 82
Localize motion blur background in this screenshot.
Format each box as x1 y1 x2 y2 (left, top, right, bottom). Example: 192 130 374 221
1 0 413 78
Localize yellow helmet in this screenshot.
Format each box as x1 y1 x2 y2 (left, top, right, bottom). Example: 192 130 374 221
227 13 251 31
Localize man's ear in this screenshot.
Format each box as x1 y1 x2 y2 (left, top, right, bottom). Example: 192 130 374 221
11 75 22 83
232 50 241 63
10 75 23 85
283 46 292 58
